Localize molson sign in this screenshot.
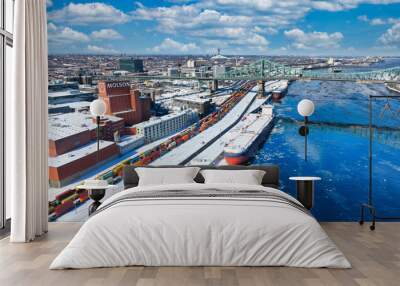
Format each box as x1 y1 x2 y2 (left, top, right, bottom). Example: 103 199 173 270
106 81 130 89
99 80 131 96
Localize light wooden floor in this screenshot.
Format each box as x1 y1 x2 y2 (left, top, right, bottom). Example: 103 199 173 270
0 222 399 286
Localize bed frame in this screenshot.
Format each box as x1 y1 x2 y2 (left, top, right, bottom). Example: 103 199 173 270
122 165 280 189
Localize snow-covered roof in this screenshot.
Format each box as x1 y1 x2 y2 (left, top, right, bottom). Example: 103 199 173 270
116 135 145 148
48 112 123 141
211 54 228 60
48 89 94 98
174 95 211 104
48 101 91 110
48 140 115 168
133 111 193 129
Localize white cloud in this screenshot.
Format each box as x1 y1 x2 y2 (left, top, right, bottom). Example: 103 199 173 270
312 1 345 11
214 0 274 11
358 15 369 22
133 2 277 53
87 45 119 54
150 38 199 53
132 0 398 53
388 18 400 24
48 23 121 54
357 14 398 25
48 23 90 44
370 18 386 25
91 29 123 40
213 0 400 13
133 6 255 33
231 33 269 52
252 26 278 35
46 0 53 7
379 23 400 46
284 28 343 49
47 22 58 32
49 3 130 25
48 0 400 54
312 0 400 12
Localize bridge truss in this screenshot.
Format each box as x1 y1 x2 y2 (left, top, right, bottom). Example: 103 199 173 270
221 59 400 83
97 58 400 83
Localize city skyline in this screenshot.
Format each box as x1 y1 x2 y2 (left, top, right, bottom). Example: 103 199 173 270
46 0 400 56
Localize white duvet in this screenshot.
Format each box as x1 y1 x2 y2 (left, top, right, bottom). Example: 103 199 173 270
50 183 351 269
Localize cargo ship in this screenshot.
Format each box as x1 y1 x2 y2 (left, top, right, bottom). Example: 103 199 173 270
223 105 275 165
267 80 289 100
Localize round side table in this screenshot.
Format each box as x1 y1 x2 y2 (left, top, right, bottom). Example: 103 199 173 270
76 182 115 215
87 189 106 215
289 176 321 210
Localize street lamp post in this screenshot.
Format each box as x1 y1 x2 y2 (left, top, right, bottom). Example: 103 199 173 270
297 99 315 161
90 99 107 162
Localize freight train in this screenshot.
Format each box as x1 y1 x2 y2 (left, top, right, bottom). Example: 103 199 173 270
48 81 256 221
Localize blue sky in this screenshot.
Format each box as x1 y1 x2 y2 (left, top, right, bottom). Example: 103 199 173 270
46 0 400 56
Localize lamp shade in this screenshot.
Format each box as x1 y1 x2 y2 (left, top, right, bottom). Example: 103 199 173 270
297 99 315 117
90 99 106 117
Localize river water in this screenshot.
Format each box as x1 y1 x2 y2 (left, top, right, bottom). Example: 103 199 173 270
251 58 400 221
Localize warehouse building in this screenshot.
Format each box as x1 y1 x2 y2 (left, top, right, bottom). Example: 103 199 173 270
48 88 96 105
98 80 152 126
48 141 119 187
48 112 125 157
134 110 197 143
173 96 212 116
116 135 145 154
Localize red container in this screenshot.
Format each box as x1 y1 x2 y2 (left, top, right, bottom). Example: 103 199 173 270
55 200 74 216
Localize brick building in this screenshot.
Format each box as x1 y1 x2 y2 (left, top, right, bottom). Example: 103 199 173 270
48 112 124 157
49 141 119 187
48 113 124 187
98 80 151 126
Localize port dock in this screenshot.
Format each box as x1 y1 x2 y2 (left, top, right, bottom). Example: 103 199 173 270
188 95 275 165
152 85 261 165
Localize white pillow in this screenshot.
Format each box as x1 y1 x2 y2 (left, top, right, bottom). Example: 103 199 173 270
136 167 200 186
200 169 266 185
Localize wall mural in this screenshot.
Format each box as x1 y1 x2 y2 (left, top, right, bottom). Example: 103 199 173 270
46 1 400 222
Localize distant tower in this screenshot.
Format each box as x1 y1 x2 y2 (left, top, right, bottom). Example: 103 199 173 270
119 58 144 73
217 48 221 56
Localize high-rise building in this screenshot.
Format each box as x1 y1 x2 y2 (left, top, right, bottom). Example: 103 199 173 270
187 59 196 68
119 58 144 73
98 80 151 126
167 67 180 77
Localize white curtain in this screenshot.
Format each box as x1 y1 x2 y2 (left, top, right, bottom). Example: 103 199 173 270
8 0 48 242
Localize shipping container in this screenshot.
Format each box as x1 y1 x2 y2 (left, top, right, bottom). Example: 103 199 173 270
61 193 79 205
55 200 74 217
55 189 76 202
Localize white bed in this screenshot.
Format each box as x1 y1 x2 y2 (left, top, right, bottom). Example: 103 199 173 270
50 183 351 269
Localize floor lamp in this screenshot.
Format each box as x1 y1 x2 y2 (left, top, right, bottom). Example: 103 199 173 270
297 99 315 161
90 99 107 162
359 94 400 231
